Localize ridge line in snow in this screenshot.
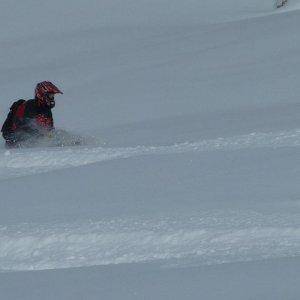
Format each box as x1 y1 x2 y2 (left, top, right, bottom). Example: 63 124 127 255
0 128 299 179
1 211 300 272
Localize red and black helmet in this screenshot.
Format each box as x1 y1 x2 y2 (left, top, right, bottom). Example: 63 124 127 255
35 81 63 104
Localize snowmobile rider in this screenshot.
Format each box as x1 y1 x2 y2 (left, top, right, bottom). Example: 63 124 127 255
1 81 63 147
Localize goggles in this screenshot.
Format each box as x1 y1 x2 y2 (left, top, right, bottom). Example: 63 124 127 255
45 93 55 100
44 93 55 108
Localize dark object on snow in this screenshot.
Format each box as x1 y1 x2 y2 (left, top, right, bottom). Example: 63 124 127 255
1 81 63 148
276 0 287 8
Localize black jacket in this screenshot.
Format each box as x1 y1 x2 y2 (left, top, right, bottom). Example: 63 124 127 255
2 99 54 145
22 99 54 131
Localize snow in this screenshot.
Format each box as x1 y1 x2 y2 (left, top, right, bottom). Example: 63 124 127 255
1 258 300 300
0 0 300 299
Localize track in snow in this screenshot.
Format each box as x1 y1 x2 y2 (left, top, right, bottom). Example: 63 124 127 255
0 128 299 179
1 210 300 271
0 129 299 272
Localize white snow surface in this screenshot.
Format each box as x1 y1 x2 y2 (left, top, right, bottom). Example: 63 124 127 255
0 0 300 299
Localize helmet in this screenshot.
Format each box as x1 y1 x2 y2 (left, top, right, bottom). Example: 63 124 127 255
35 81 63 106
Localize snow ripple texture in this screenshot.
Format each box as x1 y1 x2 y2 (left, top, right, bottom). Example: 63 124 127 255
0 129 299 179
0 211 300 271
0 129 299 271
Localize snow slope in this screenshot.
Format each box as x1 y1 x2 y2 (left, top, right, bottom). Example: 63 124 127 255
0 0 300 299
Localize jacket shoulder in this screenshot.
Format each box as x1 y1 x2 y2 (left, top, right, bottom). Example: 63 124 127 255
24 99 37 117
25 99 36 107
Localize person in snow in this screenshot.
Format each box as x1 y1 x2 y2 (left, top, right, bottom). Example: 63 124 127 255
1 81 63 148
